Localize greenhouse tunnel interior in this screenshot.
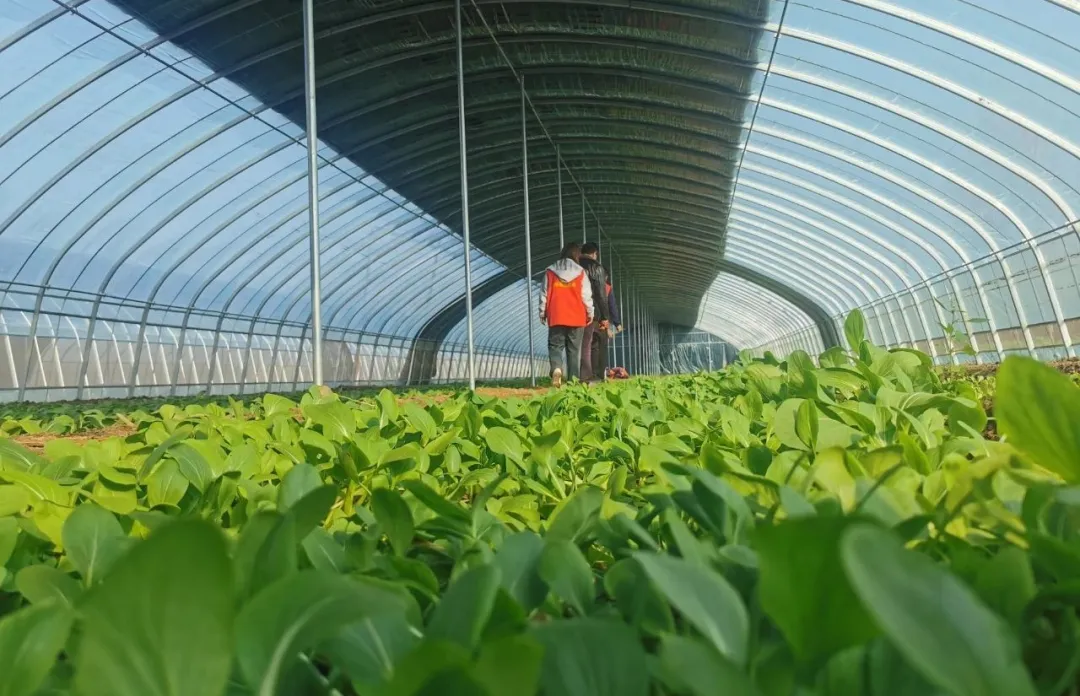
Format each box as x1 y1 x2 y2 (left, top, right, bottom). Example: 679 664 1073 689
1 0 1080 401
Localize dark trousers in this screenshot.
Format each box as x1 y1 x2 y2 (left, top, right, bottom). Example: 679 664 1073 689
547 326 584 380
580 322 609 381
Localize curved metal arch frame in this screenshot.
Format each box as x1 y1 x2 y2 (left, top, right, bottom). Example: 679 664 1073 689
748 122 1023 349
726 214 890 307
0 39 717 341
254 211 469 331
696 281 826 349
741 146 997 357
754 99 1044 353
738 157 976 358
183 144 725 326
699 273 826 345
758 92 1040 353
3 13 753 318
764 62 1076 352
723 234 880 334
729 195 918 343
335 213 725 335
9 0 1080 391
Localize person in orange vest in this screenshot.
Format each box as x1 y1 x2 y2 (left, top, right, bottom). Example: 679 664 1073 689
539 242 594 387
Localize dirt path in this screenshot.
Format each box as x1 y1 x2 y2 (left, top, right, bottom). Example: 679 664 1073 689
13 422 138 452
949 357 1080 378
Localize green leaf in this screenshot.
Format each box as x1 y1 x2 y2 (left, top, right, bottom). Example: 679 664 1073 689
146 459 189 508
0 602 74 696
301 528 351 573
403 402 438 441
603 558 674 636
973 546 1036 630
302 400 355 442
0 484 30 516
471 634 543 696
287 485 337 541
400 480 471 524
484 427 525 467
371 488 415 556
844 309 867 352
60 503 129 586
426 564 501 651
277 462 322 510
236 571 411 696
545 486 604 543
15 565 82 607
376 388 400 427
320 613 420 689
754 516 879 665
532 618 649 696
168 443 213 492
538 539 594 615
0 439 47 473
947 398 987 438
234 512 295 600
773 399 810 452
796 399 819 451
634 552 749 666
996 356 1080 482
494 531 549 612
262 394 296 419
655 634 761 696
841 525 1037 696
0 516 15 566
74 520 234 696
137 428 192 480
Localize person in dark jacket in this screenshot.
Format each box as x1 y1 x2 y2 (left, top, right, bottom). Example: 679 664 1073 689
606 281 622 333
578 242 609 382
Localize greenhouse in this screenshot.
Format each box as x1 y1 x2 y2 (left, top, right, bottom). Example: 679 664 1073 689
1 0 1076 400
3 1 1080 695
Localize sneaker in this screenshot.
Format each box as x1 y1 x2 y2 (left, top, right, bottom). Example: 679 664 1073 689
552 368 563 388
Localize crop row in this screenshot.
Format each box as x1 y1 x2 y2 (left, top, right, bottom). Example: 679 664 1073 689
0 311 1078 696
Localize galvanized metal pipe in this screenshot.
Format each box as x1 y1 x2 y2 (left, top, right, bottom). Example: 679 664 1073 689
456 0 477 390
302 0 324 386
522 79 536 387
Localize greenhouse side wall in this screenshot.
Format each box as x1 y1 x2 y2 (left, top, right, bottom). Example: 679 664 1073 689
755 223 1080 362
0 283 543 403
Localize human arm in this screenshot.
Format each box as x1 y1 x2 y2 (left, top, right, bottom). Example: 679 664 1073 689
580 271 595 324
538 272 549 323
608 286 621 326
589 264 610 322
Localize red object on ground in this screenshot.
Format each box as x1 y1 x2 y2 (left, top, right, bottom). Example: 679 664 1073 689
606 366 630 379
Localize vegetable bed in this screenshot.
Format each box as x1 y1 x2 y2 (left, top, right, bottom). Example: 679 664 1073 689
0 311 1078 696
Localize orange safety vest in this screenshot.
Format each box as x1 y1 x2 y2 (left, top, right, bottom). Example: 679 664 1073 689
545 269 589 327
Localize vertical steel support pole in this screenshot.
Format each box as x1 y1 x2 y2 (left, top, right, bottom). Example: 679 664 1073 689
302 0 324 386
17 287 46 401
456 0 477 390
76 295 103 401
522 80 536 387
266 321 286 387
556 145 564 249
622 280 630 371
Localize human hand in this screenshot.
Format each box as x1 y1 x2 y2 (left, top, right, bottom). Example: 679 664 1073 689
599 320 610 331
